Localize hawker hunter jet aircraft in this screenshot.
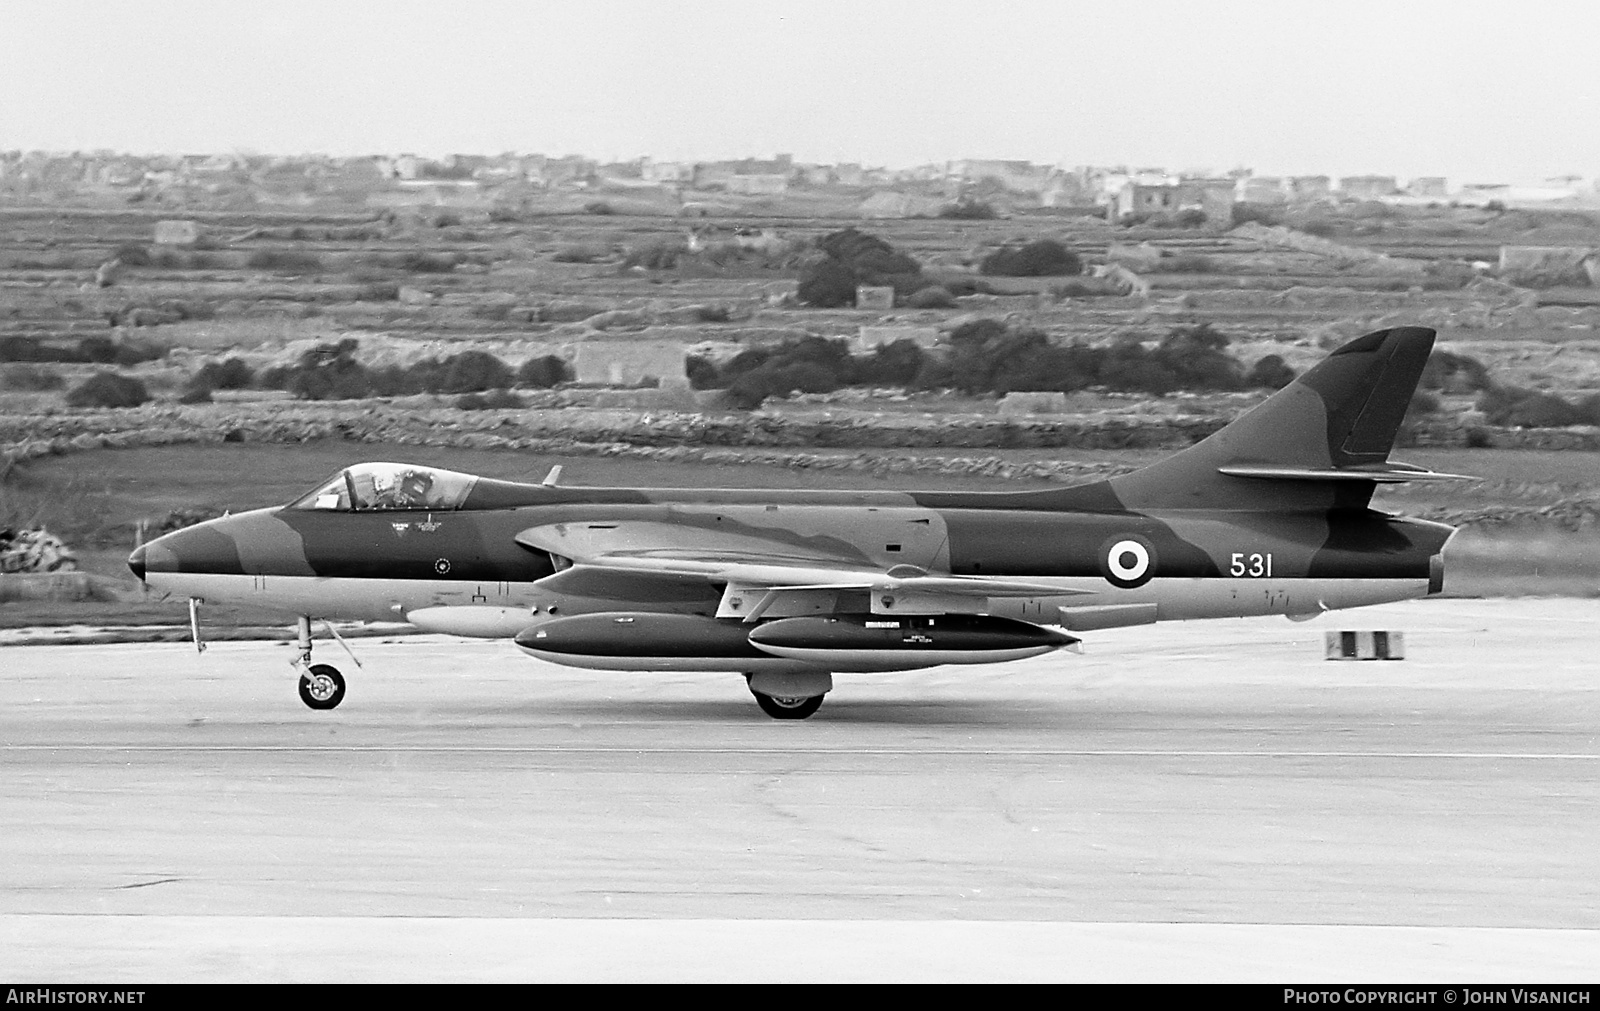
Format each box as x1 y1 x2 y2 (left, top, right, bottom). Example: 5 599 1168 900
130 326 1462 719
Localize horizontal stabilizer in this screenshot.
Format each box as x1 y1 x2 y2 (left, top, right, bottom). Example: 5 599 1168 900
1216 464 1475 483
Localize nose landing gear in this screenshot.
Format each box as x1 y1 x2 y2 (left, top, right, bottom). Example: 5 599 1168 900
298 664 347 710
291 616 348 710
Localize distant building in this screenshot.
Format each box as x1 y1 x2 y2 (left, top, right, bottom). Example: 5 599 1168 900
1110 177 1233 222
640 158 694 184
1339 175 1398 199
1179 177 1237 223
1286 175 1332 201
726 174 789 195
1112 182 1180 219
1406 177 1448 198
947 159 1052 194
1236 176 1287 205
793 164 833 186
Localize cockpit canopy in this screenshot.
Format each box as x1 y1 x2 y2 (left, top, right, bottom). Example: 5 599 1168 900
290 463 479 512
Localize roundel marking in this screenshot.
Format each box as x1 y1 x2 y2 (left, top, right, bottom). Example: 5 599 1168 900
434 557 452 575
1100 535 1156 589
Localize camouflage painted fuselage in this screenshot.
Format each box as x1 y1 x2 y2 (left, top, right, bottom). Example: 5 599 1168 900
133 476 1452 628
131 326 1460 647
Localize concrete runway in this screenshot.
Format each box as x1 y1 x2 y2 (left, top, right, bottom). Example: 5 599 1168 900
2 598 1597 981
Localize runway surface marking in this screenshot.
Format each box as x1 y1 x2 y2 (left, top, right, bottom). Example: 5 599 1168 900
6 744 1596 759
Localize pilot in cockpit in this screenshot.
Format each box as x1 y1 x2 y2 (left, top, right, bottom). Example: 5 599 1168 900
373 469 434 509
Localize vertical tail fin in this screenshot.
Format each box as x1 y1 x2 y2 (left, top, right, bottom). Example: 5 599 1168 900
1111 326 1448 511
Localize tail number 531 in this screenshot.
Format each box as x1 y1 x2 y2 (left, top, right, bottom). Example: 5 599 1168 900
1230 552 1273 578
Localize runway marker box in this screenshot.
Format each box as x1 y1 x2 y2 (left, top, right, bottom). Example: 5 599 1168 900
1325 630 1406 660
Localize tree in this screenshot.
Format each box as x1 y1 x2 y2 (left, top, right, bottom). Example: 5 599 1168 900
979 240 1081 277
797 228 928 307
66 371 149 408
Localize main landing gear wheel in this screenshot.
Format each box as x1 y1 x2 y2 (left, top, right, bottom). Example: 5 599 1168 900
298 664 346 711
752 690 824 720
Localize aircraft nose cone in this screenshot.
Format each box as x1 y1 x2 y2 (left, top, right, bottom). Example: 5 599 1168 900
127 544 146 582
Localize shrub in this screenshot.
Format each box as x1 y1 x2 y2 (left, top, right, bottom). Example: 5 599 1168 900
700 336 856 401
1231 203 1283 228
796 258 860 308
76 336 119 364
437 351 515 394
178 380 213 404
1151 323 1244 391
0 337 48 362
798 229 928 307
939 198 997 220
724 360 841 409
1246 354 1297 390
1 363 65 391
112 243 151 267
854 339 927 386
195 357 254 390
905 286 956 309
66 371 149 408
584 201 616 215
979 240 1081 277
488 204 524 224
685 355 721 390
1478 386 1587 427
1173 208 1208 229
287 339 370 400
246 249 324 274
1420 349 1492 393
1407 390 1441 416
517 355 571 389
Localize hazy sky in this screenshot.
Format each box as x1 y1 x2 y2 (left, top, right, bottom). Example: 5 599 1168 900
3 0 1596 183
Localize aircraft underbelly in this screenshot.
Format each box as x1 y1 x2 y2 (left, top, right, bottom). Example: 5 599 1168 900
142 572 548 625
983 576 1428 622
147 570 1428 631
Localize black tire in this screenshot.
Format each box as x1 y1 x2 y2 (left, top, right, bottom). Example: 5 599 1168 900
298 664 346 710
752 690 824 720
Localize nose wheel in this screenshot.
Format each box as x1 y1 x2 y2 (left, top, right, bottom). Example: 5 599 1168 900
291 616 349 710
298 664 346 710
